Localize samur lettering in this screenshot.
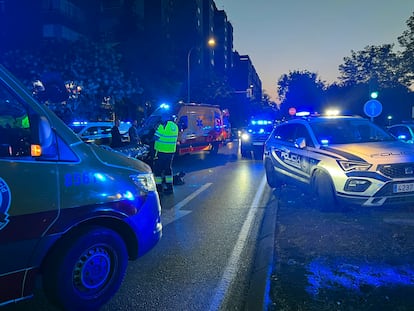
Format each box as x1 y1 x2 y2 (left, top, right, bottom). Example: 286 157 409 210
65 172 98 187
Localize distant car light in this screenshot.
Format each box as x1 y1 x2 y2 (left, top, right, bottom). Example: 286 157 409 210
325 109 340 116
241 133 250 141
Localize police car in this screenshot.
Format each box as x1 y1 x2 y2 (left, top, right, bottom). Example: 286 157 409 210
264 114 414 211
240 119 274 158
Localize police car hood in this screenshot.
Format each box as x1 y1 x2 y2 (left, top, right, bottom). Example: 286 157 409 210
323 141 414 163
90 144 152 173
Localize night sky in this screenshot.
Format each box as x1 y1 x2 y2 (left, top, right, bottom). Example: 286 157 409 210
215 0 413 102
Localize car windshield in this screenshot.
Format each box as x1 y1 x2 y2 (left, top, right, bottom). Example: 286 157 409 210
310 118 396 145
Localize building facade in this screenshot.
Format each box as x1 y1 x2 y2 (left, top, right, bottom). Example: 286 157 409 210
0 0 263 124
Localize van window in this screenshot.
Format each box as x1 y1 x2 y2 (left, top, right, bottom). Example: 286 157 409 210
178 116 188 130
0 84 32 158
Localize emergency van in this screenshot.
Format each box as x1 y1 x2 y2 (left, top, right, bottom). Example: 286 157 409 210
0 65 162 310
139 103 229 156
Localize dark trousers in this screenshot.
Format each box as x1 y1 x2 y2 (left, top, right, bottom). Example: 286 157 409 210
153 151 174 189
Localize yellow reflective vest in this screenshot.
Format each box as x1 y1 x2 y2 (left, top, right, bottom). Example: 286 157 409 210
154 120 178 153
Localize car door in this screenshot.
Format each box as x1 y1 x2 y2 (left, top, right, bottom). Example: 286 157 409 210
0 82 59 303
270 123 314 184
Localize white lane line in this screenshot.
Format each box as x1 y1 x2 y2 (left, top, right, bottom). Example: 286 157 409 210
162 183 212 226
383 217 414 226
209 174 267 311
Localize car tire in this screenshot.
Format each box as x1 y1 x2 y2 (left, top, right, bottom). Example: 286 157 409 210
265 159 282 188
241 150 250 158
253 148 264 160
43 226 128 311
311 170 340 212
240 145 250 158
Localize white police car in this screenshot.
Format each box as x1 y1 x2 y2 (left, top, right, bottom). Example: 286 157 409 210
264 115 414 211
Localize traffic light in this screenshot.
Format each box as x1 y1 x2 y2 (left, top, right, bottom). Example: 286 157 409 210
370 91 379 99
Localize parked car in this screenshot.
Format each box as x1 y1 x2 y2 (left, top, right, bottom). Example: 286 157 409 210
264 114 414 211
69 121 131 145
69 121 150 162
387 123 414 144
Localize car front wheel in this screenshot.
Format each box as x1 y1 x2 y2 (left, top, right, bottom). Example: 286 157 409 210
265 159 282 188
311 170 340 212
43 226 128 311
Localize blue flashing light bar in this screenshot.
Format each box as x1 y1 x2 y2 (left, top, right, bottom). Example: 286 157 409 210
159 103 170 110
251 120 273 125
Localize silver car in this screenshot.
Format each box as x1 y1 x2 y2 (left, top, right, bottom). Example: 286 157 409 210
388 123 414 144
264 115 414 211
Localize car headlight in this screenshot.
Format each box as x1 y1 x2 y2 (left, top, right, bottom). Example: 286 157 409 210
338 160 372 172
241 133 250 141
130 173 156 193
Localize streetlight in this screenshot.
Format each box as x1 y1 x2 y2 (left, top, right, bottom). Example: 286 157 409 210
187 37 216 103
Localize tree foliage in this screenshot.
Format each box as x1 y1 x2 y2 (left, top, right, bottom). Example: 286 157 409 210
1 39 143 122
398 12 414 87
338 44 402 88
277 70 326 115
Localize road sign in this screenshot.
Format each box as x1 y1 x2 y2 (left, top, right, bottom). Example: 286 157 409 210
363 99 382 118
288 107 296 116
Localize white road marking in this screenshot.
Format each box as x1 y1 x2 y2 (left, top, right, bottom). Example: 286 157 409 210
383 217 414 226
162 183 212 226
209 174 267 311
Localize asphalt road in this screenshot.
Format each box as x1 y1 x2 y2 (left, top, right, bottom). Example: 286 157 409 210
4 140 273 311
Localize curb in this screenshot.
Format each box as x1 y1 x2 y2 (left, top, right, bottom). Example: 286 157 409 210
245 190 278 310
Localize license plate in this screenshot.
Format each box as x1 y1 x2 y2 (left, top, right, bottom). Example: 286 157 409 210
393 183 414 193
253 142 264 146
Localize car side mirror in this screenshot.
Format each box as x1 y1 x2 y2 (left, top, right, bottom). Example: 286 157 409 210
30 115 54 156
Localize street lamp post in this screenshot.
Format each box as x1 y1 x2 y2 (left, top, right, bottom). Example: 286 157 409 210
187 47 196 103
187 37 216 103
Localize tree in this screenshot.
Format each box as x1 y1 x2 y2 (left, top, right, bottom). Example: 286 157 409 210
398 12 414 87
1 39 143 122
277 70 326 116
338 44 403 88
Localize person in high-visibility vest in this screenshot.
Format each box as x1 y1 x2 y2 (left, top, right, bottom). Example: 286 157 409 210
153 114 179 194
